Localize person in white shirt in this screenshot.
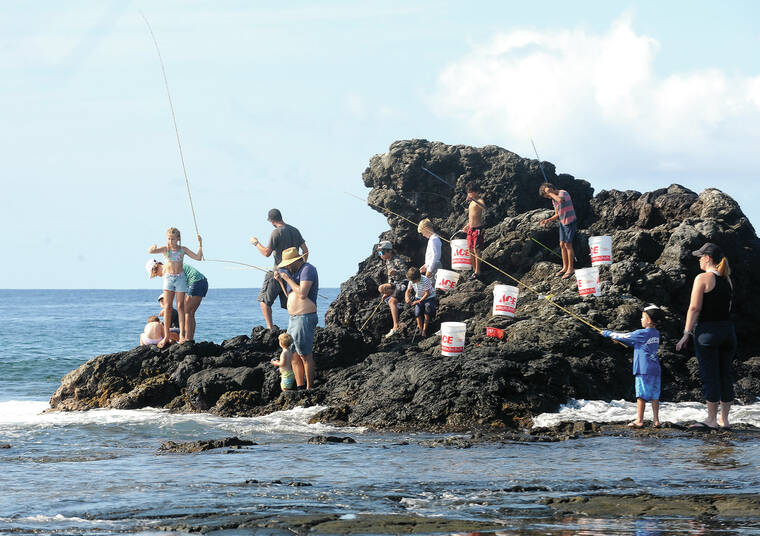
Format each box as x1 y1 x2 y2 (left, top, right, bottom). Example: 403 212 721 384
417 218 442 285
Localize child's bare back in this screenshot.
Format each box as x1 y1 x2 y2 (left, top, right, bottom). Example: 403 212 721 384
272 332 296 391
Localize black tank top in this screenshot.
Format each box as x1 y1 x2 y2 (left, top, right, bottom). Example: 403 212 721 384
700 273 732 322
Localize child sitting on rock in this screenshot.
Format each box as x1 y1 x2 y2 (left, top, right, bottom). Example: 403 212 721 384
140 316 164 346
405 267 437 337
376 240 409 338
271 332 295 391
601 305 664 428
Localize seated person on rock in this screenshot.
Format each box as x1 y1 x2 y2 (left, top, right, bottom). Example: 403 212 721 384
140 316 164 346
405 267 437 338
271 332 296 391
157 293 181 342
376 240 409 338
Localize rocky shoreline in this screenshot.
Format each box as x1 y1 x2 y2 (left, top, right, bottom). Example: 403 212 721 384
49 140 760 432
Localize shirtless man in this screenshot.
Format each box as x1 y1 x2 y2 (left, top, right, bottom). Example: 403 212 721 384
273 247 319 390
462 182 485 279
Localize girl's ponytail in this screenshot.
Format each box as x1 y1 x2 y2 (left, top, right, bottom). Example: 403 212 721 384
716 257 731 279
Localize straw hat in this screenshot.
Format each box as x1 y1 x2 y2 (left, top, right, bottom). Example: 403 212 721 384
278 247 305 268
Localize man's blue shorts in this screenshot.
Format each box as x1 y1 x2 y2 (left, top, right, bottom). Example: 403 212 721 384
287 312 318 356
558 220 577 244
635 374 661 401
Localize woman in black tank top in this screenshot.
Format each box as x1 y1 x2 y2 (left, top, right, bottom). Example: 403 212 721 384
676 243 736 430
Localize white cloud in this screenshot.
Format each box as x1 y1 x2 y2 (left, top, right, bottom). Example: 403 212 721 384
431 15 760 187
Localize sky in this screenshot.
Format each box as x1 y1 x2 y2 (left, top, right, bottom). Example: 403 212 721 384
2 1 759 288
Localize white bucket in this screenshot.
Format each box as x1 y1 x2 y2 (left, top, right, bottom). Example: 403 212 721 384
589 235 613 266
575 267 601 297
440 321 467 356
451 239 471 271
492 285 519 317
435 269 459 291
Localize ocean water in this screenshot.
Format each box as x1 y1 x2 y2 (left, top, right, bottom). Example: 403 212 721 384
2 289 760 535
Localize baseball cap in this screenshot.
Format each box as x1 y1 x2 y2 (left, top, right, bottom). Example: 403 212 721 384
691 242 724 261
642 304 664 323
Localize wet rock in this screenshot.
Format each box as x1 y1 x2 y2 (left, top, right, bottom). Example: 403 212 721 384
307 435 357 444
185 367 264 411
543 492 760 518
420 437 473 448
157 437 257 454
0 443 10 449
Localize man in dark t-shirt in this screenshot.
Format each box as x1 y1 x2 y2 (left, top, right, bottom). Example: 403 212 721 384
250 208 308 329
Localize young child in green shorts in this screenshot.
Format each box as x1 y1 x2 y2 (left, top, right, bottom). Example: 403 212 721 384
271 332 295 391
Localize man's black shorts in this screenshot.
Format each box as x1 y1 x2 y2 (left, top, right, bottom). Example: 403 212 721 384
257 271 287 309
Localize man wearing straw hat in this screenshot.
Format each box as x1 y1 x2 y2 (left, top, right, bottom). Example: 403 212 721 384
251 209 308 330
273 247 319 390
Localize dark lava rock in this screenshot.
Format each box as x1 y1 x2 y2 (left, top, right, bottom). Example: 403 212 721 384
157 437 256 454
0 443 10 449
307 435 357 444
49 140 760 432
543 492 760 518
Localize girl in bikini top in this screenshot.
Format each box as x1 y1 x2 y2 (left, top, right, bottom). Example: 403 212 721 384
148 227 204 275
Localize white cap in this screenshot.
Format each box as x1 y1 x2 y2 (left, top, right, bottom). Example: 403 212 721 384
145 259 159 276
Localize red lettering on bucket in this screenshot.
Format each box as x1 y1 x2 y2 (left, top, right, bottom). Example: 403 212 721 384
440 279 454 288
441 345 464 352
441 335 454 344
494 304 516 313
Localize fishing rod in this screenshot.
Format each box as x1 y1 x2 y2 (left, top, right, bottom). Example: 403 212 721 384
422 167 486 210
530 138 550 183
359 298 384 331
206 258 331 301
422 167 455 189
141 13 201 243
345 191 625 346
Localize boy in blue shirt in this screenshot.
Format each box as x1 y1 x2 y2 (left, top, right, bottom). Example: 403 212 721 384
601 305 664 428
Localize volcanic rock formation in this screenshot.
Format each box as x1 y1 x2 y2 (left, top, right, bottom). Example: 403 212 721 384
49 140 760 431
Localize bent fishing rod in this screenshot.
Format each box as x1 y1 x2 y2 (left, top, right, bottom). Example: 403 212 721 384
142 13 201 244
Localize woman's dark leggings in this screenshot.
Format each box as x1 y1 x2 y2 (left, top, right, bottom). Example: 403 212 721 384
694 321 737 403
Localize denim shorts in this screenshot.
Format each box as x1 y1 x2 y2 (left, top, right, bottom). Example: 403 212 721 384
414 297 437 318
187 277 208 298
163 272 189 293
287 312 318 356
558 220 577 243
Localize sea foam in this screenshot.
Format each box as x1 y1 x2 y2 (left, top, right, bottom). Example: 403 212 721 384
532 398 760 428
0 400 364 435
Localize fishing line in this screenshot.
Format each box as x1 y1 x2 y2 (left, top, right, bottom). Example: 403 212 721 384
206 258 330 300
345 191 625 346
141 13 200 240
531 237 562 259
530 138 550 183
422 167 486 210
